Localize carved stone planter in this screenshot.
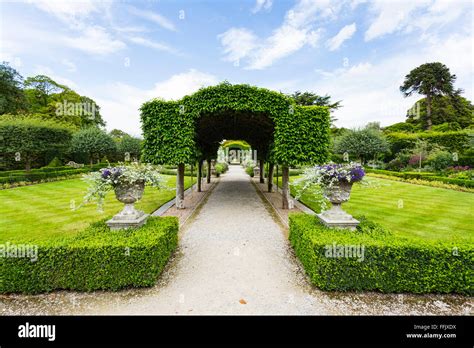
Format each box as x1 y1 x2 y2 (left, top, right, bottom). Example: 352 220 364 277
317 182 359 230
106 180 149 230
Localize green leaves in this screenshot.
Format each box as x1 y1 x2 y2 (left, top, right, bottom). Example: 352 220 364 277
0 217 179 294
140 83 330 166
70 127 116 164
289 214 472 294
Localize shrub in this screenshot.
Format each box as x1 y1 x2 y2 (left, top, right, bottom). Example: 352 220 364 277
289 214 472 294
214 163 225 177
45 157 63 167
245 166 254 177
385 158 405 171
0 217 178 294
427 150 453 171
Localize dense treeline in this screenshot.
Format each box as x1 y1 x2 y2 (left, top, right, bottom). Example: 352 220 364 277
0 62 142 171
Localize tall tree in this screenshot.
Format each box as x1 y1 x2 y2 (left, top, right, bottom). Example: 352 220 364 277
24 75 66 109
406 95 473 130
334 127 389 164
24 75 105 128
109 129 129 139
0 62 27 114
400 62 458 130
289 91 342 124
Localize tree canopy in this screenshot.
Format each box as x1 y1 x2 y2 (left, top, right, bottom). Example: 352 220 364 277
70 128 116 166
0 62 27 114
289 91 341 124
334 127 389 163
400 62 458 130
406 95 473 130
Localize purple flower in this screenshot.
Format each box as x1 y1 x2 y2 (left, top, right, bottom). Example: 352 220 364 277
101 169 111 179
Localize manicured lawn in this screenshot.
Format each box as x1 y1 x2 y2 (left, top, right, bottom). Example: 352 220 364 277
0 175 195 243
287 176 474 243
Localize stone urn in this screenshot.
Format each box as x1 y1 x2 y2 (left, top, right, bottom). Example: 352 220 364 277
106 180 149 230
317 181 359 230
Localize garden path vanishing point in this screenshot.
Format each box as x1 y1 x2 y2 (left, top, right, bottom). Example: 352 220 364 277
1 165 472 315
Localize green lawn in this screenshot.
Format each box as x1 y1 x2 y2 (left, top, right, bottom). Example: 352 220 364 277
0 175 195 243
287 176 474 243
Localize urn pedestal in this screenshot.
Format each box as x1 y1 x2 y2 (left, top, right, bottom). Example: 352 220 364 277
317 182 359 230
106 181 149 230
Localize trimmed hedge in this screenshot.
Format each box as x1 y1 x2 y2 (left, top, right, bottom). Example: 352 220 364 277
0 163 114 185
141 82 330 166
0 216 178 294
365 168 474 188
385 131 471 154
289 214 473 294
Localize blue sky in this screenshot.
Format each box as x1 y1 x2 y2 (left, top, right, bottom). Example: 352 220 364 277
1 0 472 136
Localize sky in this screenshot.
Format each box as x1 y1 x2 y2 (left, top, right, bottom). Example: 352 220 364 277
0 0 472 136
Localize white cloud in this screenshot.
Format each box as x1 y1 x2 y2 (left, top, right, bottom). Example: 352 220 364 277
88 69 218 136
31 0 106 29
364 0 471 41
247 25 311 70
219 0 336 69
218 28 258 63
309 34 473 128
62 26 126 55
128 36 177 54
252 0 273 14
326 23 356 51
61 59 77 72
128 6 176 31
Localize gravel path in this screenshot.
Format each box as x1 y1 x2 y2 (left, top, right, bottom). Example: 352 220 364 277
1 166 472 315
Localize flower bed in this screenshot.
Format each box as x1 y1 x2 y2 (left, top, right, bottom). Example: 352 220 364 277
289 214 472 294
0 216 178 294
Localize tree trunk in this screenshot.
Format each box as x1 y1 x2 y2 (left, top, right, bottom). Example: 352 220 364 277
259 159 264 183
426 94 432 130
197 160 203 192
267 163 274 192
206 159 211 184
25 157 31 172
282 166 289 209
190 163 194 192
176 163 185 209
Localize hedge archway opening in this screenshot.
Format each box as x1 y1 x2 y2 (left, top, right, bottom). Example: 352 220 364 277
141 82 331 209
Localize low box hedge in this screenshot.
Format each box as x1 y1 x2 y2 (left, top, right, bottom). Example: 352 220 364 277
289 214 473 295
0 216 178 294
365 168 474 188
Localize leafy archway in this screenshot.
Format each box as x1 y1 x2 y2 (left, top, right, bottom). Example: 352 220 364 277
140 82 330 208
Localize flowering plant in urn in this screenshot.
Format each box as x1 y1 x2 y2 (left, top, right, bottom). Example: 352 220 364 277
82 162 166 229
294 162 365 229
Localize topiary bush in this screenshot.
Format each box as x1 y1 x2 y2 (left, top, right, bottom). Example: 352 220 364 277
0 216 178 294
45 157 63 167
289 214 472 294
